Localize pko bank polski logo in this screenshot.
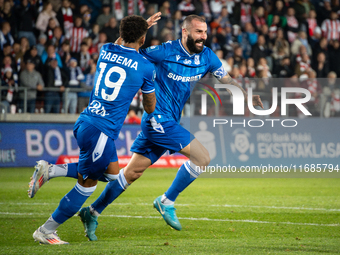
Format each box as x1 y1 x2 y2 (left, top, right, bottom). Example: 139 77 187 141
230 129 254 161
200 84 312 128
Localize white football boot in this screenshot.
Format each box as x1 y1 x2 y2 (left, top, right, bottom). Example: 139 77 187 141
28 160 50 198
33 227 69 245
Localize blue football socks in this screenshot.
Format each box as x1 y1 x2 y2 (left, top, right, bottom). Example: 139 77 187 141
164 161 202 202
92 169 129 214
51 183 96 224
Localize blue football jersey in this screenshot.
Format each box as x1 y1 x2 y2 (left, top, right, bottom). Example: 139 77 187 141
79 43 155 139
139 39 226 123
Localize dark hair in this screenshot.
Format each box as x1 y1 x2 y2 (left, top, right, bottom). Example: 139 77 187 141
120 15 148 43
183 15 206 28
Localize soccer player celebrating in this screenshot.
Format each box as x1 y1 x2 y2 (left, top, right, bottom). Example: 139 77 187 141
77 14 263 236
30 15 156 245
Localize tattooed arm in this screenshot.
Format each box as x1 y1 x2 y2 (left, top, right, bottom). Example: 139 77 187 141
142 92 156 114
219 73 263 108
219 73 248 100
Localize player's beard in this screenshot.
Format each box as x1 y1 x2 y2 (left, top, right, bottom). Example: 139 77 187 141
186 34 205 53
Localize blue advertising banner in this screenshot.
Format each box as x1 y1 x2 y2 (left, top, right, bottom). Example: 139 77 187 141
0 123 141 167
189 117 340 176
1 118 340 171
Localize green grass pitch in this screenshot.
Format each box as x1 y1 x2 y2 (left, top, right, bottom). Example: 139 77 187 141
0 167 339 254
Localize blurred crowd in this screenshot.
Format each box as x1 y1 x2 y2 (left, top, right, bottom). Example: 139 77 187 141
0 0 339 118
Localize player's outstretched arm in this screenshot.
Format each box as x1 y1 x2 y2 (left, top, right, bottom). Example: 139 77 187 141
146 12 162 29
142 92 156 114
219 73 264 108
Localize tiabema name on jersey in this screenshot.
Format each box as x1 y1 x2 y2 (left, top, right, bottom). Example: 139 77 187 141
167 73 202 82
99 50 138 70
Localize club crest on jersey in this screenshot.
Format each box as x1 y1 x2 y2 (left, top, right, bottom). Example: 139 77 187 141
184 59 191 65
195 55 200 65
176 55 181 61
146 45 159 53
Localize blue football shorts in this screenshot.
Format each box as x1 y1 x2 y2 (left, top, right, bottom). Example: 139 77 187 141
73 119 118 180
130 117 195 164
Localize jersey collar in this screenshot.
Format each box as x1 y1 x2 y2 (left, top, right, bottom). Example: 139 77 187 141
119 45 137 51
178 39 196 57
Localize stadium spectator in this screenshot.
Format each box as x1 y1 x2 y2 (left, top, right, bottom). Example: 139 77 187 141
45 17 59 41
321 11 340 41
159 1 171 19
59 40 71 66
328 39 340 77
233 45 245 67
36 34 47 56
96 4 114 30
313 52 329 78
0 22 14 50
65 58 83 114
307 10 317 38
56 0 74 38
90 23 100 47
77 41 90 71
252 6 266 33
295 52 311 77
70 16 88 54
1 66 17 113
215 49 232 73
36 2 59 34
233 0 252 28
41 44 63 67
312 37 329 65
1 1 16 34
24 45 43 74
291 31 312 56
310 26 322 48
101 17 119 43
293 0 315 25
246 57 255 77
178 0 195 17
268 0 286 22
15 37 30 70
50 26 65 51
82 11 92 34
15 0 38 46
251 35 268 64
210 0 224 19
317 0 332 25
239 22 258 59
97 31 107 52
160 20 174 43
19 58 44 113
272 28 290 57
278 56 295 78
285 7 299 43
43 57 67 113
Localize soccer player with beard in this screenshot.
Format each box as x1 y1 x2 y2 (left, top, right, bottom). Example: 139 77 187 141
28 14 263 240
76 14 263 237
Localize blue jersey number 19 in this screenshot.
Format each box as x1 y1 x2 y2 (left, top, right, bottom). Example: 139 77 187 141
94 62 126 101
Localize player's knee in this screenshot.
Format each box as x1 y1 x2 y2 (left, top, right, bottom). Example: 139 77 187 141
125 169 145 183
201 153 210 167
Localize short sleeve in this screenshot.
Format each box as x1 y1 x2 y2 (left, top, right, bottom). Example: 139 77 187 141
141 65 156 94
139 43 169 64
208 50 227 80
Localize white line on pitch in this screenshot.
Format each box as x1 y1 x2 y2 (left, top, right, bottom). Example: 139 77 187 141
2 212 337 227
1 202 340 212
